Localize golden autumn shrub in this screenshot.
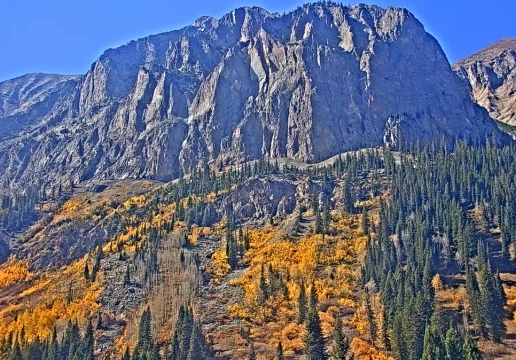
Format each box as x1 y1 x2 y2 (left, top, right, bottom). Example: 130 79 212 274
0 258 101 342
432 274 444 291
504 284 516 324
0 257 31 289
351 337 394 360
280 322 305 352
209 246 231 281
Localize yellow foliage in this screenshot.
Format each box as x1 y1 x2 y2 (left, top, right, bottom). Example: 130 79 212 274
352 299 369 336
350 337 394 360
243 230 321 281
189 227 211 246
227 303 247 319
320 309 337 337
280 322 305 352
504 284 516 324
510 244 516 261
432 274 444 291
205 192 218 202
224 212 365 355
209 247 231 282
111 192 219 256
122 195 147 210
0 257 31 289
0 258 101 342
436 286 467 311
505 284 516 310
59 197 86 215
229 230 325 323
52 195 119 226
338 297 356 308
352 292 385 341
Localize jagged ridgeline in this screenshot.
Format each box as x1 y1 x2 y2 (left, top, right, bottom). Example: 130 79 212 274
0 2 509 199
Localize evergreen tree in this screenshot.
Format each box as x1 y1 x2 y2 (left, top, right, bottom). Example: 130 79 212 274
171 331 180 360
91 246 103 282
96 312 103 330
24 336 43 360
9 339 22 360
84 262 90 281
463 333 482 360
59 321 73 359
83 318 94 360
48 326 59 360
187 321 207 360
364 290 377 347
309 281 318 310
362 204 369 235
488 271 507 342
298 281 307 324
243 230 250 251
323 203 331 235
148 345 160 360
421 325 445 360
444 326 464 360
6 138 516 360
330 315 348 360
171 306 193 359
466 265 487 337
315 210 323 235
247 339 256 360
277 341 284 360
202 206 211 227
342 175 354 213
134 307 153 357
225 226 238 269
303 306 325 360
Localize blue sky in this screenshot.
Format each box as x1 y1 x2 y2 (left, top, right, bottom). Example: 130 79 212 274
0 0 514 81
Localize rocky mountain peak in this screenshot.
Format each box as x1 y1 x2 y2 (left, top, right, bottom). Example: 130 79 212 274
0 3 509 196
454 38 516 126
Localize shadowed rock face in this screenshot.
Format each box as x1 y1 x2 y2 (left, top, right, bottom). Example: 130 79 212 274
454 38 516 126
0 3 507 195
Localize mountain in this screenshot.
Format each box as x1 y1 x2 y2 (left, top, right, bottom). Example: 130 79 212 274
454 38 516 126
0 3 507 197
2 4 516 360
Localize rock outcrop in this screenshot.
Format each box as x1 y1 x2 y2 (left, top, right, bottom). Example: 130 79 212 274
0 3 508 196
454 38 516 126
17 170 372 270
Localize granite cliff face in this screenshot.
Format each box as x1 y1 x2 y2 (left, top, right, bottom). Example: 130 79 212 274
454 38 516 126
0 3 507 195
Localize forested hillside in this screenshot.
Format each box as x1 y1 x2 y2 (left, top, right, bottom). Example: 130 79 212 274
1 1 516 359
0 137 515 359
